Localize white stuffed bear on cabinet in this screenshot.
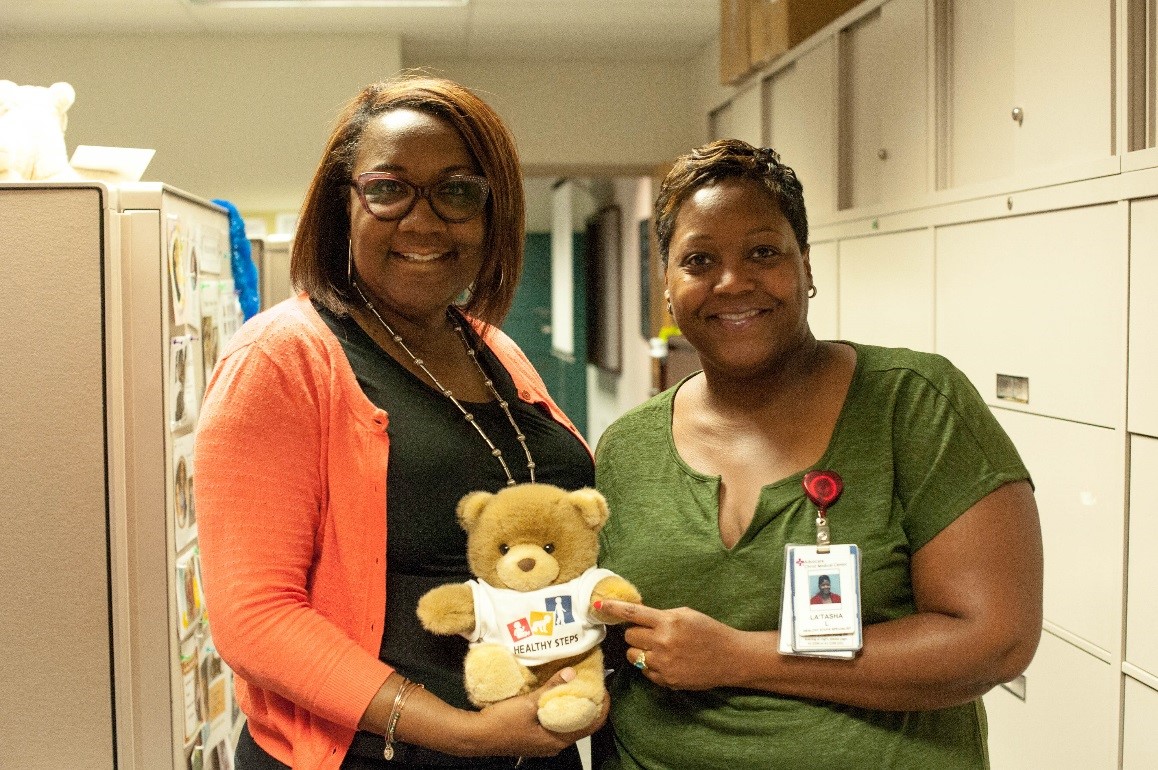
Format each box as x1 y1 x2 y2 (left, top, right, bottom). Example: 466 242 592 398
0 80 78 181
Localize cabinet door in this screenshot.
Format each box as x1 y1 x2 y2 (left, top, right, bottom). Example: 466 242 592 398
943 0 1112 187
984 631 1118 770
943 0 1016 187
807 241 838 340
766 37 838 223
727 82 763 146
1127 435 1158 678
935 205 1126 428
1129 198 1158 438
1123 677 1158 769
1012 0 1113 174
994 410 1123 654
838 229 933 351
840 0 928 209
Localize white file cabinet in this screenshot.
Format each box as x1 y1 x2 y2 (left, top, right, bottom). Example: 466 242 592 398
1127 435 1158 677
1122 677 1158 768
993 409 1123 653
837 229 933 351
984 630 1118 769
936 205 1126 428
807 241 839 341
1129 198 1158 438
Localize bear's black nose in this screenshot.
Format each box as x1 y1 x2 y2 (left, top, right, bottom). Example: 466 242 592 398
518 558 536 572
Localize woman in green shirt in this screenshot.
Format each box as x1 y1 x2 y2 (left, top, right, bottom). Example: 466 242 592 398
593 140 1043 769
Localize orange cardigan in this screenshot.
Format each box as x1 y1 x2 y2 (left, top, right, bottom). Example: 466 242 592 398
195 293 587 769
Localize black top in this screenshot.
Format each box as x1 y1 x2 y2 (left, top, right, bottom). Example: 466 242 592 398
315 302 593 766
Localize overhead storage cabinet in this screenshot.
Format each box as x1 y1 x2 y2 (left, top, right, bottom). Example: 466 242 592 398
939 0 1113 188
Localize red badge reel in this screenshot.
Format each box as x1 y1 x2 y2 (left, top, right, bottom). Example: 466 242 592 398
802 470 844 552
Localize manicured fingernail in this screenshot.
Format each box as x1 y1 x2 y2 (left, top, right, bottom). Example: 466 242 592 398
593 600 603 610
560 667 576 682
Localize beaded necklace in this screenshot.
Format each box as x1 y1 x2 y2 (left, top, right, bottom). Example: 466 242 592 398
352 281 536 486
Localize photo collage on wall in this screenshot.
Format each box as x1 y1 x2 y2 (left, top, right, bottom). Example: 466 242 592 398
167 209 244 770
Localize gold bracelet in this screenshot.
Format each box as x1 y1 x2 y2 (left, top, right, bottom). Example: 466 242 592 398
382 678 424 761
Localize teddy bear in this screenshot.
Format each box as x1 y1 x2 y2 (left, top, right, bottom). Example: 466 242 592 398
0 80 78 182
416 483 642 733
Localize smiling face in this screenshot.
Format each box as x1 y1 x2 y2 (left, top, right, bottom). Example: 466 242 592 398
348 107 487 328
665 177 813 380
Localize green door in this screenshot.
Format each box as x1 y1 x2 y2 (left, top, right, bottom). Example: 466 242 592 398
503 232 588 437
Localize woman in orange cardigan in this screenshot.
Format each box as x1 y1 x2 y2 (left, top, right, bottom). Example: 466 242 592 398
196 74 599 770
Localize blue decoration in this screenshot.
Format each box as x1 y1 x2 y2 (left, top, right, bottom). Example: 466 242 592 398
212 198 260 320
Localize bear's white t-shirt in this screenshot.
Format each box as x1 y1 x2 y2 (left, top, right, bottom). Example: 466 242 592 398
465 567 615 666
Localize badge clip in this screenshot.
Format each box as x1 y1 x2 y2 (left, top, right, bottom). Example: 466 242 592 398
802 470 844 555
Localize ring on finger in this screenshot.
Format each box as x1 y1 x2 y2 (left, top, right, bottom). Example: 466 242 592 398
634 651 648 671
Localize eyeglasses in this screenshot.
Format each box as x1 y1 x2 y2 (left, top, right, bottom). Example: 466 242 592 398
351 172 490 223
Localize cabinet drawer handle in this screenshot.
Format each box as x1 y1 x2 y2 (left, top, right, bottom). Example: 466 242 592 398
996 374 1029 403
1000 674 1027 701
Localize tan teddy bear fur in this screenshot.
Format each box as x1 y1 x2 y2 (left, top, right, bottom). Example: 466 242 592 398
416 483 641 733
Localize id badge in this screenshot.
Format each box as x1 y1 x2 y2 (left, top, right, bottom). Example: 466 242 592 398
788 543 862 652
779 549 857 659
777 470 862 657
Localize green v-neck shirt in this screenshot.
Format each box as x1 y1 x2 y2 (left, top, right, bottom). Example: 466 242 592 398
595 342 1029 770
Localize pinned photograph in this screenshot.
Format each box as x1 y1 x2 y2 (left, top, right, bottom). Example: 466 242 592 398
173 433 197 551
176 550 204 640
169 217 188 326
199 280 221 382
170 336 193 429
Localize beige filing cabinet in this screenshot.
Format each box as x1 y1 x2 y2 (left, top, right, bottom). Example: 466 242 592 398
838 0 928 209
1123 678 1158 768
700 0 1151 761
984 629 1119 769
836 228 933 352
1129 198 1158 437
941 0 1112 188
994 410 1124 655
1126 436 1158 687
763 36 839 222
934 205 1127 429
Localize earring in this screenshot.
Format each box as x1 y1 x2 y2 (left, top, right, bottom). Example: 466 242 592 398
347 241 354 284
808 285 818 299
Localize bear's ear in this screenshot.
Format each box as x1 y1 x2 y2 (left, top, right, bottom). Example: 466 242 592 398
566 488 610 530
0 80 18 110
456 490 494 533
48 82 75 115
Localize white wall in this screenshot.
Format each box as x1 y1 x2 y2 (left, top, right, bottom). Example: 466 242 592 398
585 176 654 446
0 34 404 210
419 59 702 173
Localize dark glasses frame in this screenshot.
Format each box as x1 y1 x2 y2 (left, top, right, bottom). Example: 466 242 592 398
350 172 491 224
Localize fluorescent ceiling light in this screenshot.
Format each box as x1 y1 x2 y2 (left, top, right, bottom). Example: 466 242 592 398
187 0 468 7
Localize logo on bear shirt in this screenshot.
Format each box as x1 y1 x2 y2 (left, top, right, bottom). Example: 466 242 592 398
505 595 575 642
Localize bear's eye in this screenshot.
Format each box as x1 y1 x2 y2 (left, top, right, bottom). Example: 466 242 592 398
543 543 555 554
499 544 510 555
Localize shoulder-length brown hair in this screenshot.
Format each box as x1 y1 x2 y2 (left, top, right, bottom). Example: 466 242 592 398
291 72 525 327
